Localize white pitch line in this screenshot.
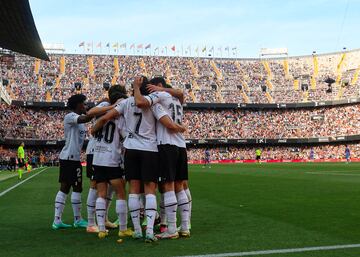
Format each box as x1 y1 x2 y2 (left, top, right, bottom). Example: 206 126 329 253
305 171 360 176
0 167 49 197
174 243 360 257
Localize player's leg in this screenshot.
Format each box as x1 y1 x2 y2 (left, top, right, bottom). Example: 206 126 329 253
156 145 179 239
175 147 191 237
110 175 133 238
17 159 23 179
183 180 192 229
72 181 87 228
128 180 142 238
95 180 108 238
52 182 72 229
105 184 118 229
142 151 160 243
53 160 73 229
86 179 98 232
158 184 167 233
71 162 87 228
85 154 98 233
124 149 143 239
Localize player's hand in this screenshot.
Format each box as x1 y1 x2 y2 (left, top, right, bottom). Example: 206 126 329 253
133 76 143 89
178 124 186 133
146 84 163 93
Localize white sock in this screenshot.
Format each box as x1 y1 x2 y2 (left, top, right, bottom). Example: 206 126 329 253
54 191 67 224
86 188 97 226
105 186 114 222
145 194 157 236
176 190 190 231
164 191 177 234
160 193 167 225
116 199 128 231
96 197 106 232
71 192 82 223
185 188 192 224
128 194 141 233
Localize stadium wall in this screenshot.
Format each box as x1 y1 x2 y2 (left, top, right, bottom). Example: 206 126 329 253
11 97 360 110
2 135 359 147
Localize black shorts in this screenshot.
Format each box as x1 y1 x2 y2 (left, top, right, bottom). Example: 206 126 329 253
59 159 82 185
256 156 261 160
158 144 188 182
93 165 124 183
86 154 95 180
18 158 25 168
124 149 159 182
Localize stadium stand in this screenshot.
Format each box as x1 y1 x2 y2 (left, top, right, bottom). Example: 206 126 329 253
1 49 360 164
2 49 360 104
1 102 359 140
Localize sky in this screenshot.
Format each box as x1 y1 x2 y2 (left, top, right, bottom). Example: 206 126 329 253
29 0 360 58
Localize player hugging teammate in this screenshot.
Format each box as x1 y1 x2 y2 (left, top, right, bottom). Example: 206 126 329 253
53 76 193 244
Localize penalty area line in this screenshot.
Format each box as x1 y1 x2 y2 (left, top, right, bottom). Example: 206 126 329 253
0 167 49 197
174 243 360 257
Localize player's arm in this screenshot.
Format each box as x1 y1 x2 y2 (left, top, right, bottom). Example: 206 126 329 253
86 104 114 118
147 84 184 104
159 115 186 133
77 104 115 124
91 109 120 136
152 103 186 133
133 76 151 108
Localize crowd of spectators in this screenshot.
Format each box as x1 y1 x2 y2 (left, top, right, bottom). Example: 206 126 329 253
3 49 360 104
1 102 359 140
0 146 59 170
1 144 358 167
187 144 360 161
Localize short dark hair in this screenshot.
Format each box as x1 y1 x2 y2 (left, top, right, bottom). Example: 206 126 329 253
67 94 86 110
108 84 128 104
150 77 172 88
140 76 150 95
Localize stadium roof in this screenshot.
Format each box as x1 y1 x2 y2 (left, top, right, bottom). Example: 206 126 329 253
0 0 49 61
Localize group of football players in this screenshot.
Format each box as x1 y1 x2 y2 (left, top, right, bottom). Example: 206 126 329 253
52 76 192 243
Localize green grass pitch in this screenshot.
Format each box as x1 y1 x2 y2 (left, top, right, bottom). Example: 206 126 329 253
1 163 360 257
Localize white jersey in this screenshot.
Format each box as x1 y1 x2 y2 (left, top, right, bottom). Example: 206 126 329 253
114 97 167 152
85 101 110 155
146 91 186 148
59 112 86 161
92 115 125 167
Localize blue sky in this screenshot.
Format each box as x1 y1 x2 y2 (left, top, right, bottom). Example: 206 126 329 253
29 0 360 57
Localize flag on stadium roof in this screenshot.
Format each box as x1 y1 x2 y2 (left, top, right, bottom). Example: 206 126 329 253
120 43 126 48
96 42 101 48
232 47 237 51
145 44 151 49
78 41 85 47
209 46 214 52
171 45 176 51
195 47 199 53
137 44 143 49
113 42 118 48
130 43 135 49
106 42 110 47
202 46 207 52
225 46 229 51
154 46 159 51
